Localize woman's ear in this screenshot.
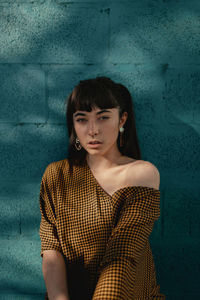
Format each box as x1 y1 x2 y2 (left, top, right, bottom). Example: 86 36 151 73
119 111 128 128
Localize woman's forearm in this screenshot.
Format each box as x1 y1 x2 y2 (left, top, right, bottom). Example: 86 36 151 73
42 250 70 300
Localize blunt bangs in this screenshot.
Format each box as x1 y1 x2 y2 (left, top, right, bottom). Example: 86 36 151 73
70 79 119 113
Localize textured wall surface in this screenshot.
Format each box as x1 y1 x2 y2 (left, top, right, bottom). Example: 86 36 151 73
0 0 200 299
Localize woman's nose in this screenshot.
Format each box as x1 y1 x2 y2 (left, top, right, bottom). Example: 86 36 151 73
88 121 99 136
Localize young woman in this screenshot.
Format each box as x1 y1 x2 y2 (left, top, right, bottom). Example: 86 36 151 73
39 77 165 300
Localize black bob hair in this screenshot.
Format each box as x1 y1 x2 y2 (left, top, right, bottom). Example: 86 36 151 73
65 76 141 167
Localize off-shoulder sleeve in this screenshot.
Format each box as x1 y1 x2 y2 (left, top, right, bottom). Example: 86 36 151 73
92 187 161 300
39 163 62 257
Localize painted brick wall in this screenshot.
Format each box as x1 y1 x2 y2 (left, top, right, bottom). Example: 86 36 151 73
0 0 199 299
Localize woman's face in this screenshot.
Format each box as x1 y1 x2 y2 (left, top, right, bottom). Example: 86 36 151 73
73 106 127 157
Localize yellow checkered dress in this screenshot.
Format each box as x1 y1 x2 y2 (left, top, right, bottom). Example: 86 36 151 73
39 158 165 300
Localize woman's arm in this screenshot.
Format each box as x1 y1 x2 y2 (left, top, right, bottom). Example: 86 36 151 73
42 250 70 300
92 188 161 299
39 164 70 299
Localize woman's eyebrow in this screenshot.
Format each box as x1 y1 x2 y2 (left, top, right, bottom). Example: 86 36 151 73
74 109 112 117
97 109 112 115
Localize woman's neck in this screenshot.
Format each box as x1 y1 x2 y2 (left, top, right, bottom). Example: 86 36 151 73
86 152 126 171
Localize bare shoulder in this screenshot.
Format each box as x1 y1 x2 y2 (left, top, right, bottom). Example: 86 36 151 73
127 159 160 190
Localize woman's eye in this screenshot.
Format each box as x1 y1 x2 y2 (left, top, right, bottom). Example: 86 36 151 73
99 116 109 120
76 116 109 122
76 118 87 122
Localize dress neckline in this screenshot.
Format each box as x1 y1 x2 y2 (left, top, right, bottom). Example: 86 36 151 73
85 160 160 199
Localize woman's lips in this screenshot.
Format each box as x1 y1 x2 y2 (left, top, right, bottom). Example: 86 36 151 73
88 140 101 144
87 141 102 148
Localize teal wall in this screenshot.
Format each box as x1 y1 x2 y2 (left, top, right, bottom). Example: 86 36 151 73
0 0 200 299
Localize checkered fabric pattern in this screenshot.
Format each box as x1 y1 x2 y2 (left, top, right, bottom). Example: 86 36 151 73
39 158 165 300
